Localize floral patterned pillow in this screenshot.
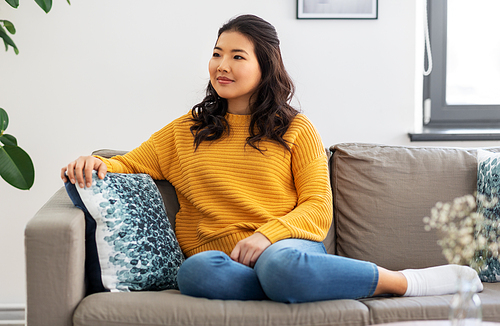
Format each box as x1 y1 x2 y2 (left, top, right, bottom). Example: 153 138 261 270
476 149 500 282
65 171 184 293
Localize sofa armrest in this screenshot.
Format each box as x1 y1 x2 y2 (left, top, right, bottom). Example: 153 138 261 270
25 187 86 326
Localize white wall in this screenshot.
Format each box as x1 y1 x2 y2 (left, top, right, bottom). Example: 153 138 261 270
0 0 499 305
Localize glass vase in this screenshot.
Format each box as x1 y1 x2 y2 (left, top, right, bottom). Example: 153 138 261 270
449 272 482 326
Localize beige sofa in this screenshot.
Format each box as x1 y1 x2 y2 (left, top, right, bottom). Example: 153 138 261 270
25 143 500 326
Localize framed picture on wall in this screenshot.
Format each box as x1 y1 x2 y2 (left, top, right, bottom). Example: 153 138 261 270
297 0 378 19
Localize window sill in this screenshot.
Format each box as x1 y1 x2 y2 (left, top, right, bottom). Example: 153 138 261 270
409 127 500 142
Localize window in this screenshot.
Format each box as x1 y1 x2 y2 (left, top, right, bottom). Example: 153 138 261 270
411 0 500 141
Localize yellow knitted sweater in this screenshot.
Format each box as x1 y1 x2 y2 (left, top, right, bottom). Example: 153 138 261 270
98 112 332 257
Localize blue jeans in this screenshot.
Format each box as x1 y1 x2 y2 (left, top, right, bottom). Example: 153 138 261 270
177 239 379 303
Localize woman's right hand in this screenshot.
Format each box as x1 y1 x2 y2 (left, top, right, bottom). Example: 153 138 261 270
61 156 108 188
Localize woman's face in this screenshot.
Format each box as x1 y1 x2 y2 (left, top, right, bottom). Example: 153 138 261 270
209 31 262 114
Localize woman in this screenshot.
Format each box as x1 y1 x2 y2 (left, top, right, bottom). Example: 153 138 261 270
61 14 482 303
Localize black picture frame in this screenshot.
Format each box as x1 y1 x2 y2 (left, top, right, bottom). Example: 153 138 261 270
297 0 378 19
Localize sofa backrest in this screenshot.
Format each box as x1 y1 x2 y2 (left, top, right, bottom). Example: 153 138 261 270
328 143 500 271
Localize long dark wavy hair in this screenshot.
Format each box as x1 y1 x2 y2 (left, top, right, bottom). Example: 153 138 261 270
190 14 299 152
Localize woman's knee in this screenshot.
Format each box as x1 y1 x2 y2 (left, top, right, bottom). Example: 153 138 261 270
255 246 307 302
177 250 267 300
255 239 324 283
177 251 230 296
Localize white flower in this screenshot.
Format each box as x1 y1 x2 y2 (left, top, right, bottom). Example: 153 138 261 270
423 193 500 270
459 235 473 246
489 243 499 257
477 236 487 247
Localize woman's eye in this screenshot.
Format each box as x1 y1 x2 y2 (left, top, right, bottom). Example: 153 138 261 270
212 52 220 57
234 55 244 60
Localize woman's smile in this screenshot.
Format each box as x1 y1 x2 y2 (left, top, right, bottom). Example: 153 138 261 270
216 76 234 85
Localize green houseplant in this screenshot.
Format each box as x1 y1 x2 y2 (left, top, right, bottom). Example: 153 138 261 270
0 0 69 190
1 0 70 54
0 108 34 190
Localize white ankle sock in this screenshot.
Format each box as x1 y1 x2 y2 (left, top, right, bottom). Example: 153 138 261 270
400 265 483 297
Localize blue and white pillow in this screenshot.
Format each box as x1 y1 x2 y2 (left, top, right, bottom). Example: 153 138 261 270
65 171 184 293
476 149 500 282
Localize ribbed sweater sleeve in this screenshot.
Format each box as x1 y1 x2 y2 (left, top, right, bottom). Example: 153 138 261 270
96 138 163 179
256 116 332 243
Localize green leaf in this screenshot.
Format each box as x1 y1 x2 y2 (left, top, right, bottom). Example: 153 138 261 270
0 25 18 53
67 0 71 4
0 145 35 190
3 20 16 35
0 134 17 146
34 0 52 13
0 108 8 133
5 0 19 8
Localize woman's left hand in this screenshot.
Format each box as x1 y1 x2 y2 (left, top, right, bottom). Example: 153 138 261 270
230 232 271 268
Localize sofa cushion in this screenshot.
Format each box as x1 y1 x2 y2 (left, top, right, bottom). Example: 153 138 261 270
360 282 500 324
73 291 370 326
330 143 481 270
65 171 184 292
360 295 451 324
